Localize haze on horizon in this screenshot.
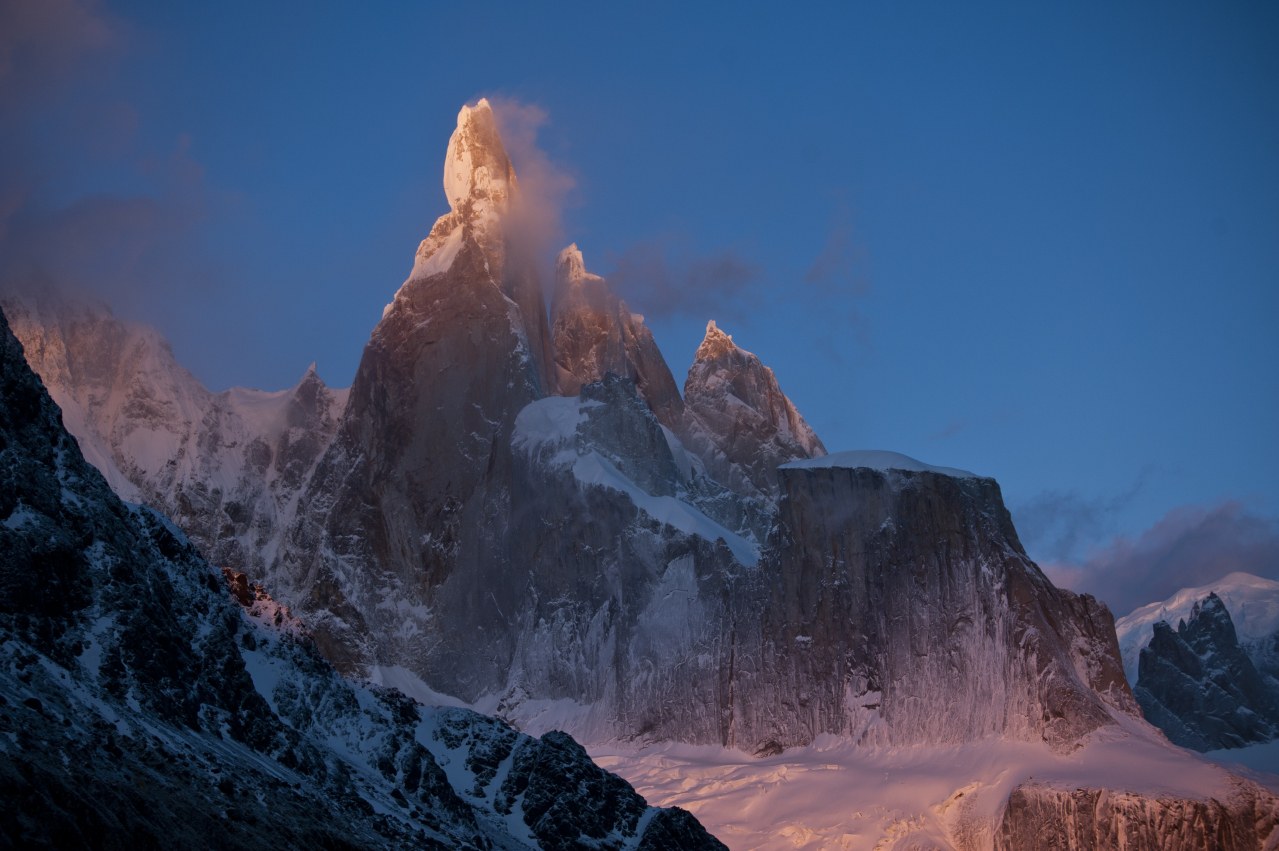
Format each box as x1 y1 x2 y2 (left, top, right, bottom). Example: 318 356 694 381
1 0 1276 616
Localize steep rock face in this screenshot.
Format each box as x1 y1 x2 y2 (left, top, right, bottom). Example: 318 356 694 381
680 320 825 501
727 457 1136 751
275 100 556 678
499 432 1137 753
551 244 684 430
0 305 725 850
1134 594 1279 751
997 782 1279 851
499 375 755 741
2 293 346 581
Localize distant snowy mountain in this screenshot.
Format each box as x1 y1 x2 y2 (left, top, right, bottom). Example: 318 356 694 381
1116 572 1279 685
2 293 347 582
1116 574 1279 754
1134 594 1279 751
0 305 723 849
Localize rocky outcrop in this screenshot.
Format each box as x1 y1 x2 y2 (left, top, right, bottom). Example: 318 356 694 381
997 782 1279 851
551 244 684 429
681 320 824 501
1135 594 1279 751
0 304 725 850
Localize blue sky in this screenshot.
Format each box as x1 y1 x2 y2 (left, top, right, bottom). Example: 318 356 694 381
2 0 1276 612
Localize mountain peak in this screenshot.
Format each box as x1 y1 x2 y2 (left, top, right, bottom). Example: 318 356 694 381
443 98 516 215
556 242 596 287
696 319 740 361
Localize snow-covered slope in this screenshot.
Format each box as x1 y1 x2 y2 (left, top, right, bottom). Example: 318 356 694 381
1117 572 1279 685
0 305 724 849
594 713 1276 851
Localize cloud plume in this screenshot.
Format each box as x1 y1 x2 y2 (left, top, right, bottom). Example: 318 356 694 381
487 96 577 269
1015 473 1148 565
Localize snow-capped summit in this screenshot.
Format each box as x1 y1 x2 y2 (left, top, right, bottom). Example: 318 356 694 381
1 293 348 581
405 98 520 285
1134 593 1279 750
680 320 825 500
551 243 684 428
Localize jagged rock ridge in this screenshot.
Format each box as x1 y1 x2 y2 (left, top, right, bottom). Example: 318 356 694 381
1135 593 1279 751
0 305 724 850
680 320 826 502
6 100 1135 756
1 293 347 581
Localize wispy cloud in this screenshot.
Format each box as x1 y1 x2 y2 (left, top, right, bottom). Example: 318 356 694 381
804 201 870 298
929 420 967 441
1041 501 1279 616
0 0 121 104
607 239 760 321
800 199 873 361
1014 472 1149 565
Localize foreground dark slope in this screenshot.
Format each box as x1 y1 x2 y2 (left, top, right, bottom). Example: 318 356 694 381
0 306 724 850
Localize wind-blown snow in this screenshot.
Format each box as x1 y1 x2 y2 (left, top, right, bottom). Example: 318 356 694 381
782 449 978 479
1115 571 1279 685
512 395 599 457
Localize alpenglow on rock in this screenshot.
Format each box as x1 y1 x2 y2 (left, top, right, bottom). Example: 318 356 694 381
551 243 685 430
7 100 1139 757
10 97 1279 847
272 98 563 675
681 320 825 501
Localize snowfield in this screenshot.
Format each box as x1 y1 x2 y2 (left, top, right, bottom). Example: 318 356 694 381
593 712 1261 851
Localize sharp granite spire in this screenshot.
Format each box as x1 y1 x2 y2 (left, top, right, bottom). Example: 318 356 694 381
551 242 684 429
680 320 826 499
443 98 517 216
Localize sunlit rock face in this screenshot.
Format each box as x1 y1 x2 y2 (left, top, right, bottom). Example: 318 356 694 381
551 244 685 430
680 320 825 502
2 293 346 583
